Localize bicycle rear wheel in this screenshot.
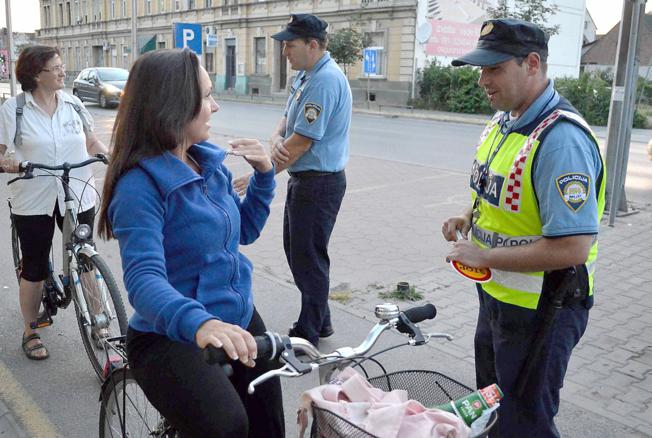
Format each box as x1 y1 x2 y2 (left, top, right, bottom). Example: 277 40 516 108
73 253 128 379
99 367 172 438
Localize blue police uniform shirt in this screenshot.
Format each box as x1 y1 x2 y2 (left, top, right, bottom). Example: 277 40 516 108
284 52 352 172
501 80 602 237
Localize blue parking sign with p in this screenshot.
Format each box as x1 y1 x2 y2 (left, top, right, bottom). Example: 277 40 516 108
174 23 203 55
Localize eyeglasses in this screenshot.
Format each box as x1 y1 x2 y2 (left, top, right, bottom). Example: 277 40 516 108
41 64 66 73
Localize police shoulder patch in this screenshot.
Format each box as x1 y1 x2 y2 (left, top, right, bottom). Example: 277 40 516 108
556 173 590 212
304 102 322 124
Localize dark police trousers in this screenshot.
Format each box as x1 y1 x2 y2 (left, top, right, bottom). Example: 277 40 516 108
475 285 591 438
283 170 346 346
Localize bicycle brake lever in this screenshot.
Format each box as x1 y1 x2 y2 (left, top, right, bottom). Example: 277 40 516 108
425 332 454 342
247 364 306 394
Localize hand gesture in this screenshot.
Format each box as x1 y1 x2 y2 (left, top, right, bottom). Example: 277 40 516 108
232 173 252 196
270 135 290 165
441 215 471 242
195 319 257 367
0 158 20 174
228 138 273 173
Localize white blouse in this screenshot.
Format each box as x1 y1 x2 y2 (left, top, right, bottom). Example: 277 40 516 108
0 90 96 216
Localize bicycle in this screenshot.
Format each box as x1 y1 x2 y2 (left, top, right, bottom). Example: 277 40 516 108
99 303 497 438
7 154 128 378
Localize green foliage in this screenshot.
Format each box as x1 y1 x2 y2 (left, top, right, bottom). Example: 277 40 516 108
416 64 650 128
415 60 492 115
555 72 648 128
378 285 424 302
486 0 560 37
328 28 371 75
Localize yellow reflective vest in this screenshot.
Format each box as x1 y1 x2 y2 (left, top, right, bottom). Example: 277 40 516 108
470 105 606 310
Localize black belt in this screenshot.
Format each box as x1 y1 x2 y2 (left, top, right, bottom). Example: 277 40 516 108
287 170 343 178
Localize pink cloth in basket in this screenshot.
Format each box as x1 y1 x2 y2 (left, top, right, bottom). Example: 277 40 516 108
297 367 470 438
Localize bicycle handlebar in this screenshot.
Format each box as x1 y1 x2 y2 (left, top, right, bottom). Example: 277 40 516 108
6 154 109 185
203 303 445 393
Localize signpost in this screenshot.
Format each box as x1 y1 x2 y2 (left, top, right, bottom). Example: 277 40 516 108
173 23 203 55
363 48 377 108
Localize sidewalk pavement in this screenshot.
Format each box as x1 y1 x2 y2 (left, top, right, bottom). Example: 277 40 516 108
229 150 652 437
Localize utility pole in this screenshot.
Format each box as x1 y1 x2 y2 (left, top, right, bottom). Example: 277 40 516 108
604 0 647 226
4 0 17 96
131 0 138 65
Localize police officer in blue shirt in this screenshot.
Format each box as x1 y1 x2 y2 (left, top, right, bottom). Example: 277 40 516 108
442 19 605 437
237 14 352 346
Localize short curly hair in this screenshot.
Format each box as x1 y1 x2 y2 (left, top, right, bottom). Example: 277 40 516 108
16 45 61 92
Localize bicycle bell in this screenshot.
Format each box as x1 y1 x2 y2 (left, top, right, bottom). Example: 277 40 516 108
375 303 400 321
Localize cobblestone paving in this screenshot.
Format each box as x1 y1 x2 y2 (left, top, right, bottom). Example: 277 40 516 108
227 151 652 437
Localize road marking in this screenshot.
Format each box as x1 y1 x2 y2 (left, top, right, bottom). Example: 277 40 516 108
0 361 60 438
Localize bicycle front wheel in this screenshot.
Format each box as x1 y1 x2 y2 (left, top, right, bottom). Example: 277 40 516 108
99 367 171 438
10 214 22 283
73 253 128 379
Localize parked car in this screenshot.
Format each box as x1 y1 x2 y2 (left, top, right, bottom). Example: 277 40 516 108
72 67 128 108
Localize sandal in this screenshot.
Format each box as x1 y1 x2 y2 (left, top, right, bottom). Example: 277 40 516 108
21 332 49 361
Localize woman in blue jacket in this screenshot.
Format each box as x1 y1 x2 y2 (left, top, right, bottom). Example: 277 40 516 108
97 49 284 437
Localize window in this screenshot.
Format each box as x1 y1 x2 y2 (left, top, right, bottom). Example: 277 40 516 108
206 0 212 6
158 41 166 49
159 0 165 12
175 0 180 11
122 0 126 17
254 37 266 74
110 0 115 18
189 0 196 9
146 0 152 14
43 6 51 28
58 3 63 26
75 47 81 70
66 2 71 25
205 52 214 73
122 45 130 69
364 32 385 77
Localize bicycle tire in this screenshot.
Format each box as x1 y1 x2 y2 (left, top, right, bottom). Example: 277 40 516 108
10 214 22 283
99 367 172 438
73 252 128 379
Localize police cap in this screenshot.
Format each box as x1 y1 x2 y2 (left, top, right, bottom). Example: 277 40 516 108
272 14 328 41
452 18 549 67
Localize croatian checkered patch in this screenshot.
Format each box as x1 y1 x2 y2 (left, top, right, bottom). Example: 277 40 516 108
556 173 590 212
503 110 562 212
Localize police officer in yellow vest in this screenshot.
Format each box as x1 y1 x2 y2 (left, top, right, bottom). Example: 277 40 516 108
442 19 605 437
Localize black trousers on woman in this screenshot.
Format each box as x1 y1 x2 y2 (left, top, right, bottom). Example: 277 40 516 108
127 309 285 438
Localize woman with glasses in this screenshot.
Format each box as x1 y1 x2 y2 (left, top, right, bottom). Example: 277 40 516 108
0 45 107 360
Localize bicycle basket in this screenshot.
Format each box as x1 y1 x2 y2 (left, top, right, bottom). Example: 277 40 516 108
310 370 497 438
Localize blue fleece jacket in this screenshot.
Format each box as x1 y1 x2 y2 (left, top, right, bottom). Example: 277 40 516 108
108 141 275 344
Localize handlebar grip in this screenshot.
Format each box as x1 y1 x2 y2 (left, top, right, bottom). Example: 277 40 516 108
396 303 437 334
403 303 437 323
203 333 277 365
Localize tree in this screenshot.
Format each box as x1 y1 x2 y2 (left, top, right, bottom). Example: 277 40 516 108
328 27 371 75
486 0 560 37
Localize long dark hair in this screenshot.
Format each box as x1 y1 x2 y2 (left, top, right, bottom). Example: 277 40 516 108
16 45 61 91
98 48 202 239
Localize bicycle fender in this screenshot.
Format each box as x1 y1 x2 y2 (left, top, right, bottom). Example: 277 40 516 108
77 244 99 259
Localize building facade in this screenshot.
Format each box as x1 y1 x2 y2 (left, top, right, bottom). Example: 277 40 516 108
37 0 418 104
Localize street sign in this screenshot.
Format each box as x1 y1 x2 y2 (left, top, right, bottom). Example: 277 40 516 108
206 33 218 48
173 22 203 55
363 48 377 75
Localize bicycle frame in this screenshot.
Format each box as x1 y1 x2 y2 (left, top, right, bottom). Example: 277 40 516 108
56 166 116 332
